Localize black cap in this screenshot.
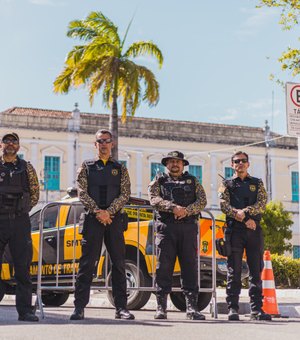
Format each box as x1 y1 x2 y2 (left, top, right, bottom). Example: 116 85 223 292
161 151 189 166
2 132 19 142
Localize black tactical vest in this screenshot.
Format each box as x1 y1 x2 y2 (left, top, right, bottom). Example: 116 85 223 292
157 172 198 224
226 175 261 228
0 158 31 214
85 159 122 209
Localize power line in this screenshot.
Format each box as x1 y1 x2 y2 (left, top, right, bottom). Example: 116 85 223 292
189 135 289 156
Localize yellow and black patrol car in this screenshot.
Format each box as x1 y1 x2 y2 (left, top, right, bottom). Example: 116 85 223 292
0 190 249 311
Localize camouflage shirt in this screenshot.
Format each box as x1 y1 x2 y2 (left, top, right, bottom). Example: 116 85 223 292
0 156 40 208
77 157 131 215
148 173 207 215
218 174 267 218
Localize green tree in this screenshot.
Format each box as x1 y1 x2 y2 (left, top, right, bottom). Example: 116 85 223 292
54 11 163 159
261 201 293 254
258 0 300 78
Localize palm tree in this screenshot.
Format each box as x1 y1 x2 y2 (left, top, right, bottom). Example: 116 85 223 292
54 11 163 159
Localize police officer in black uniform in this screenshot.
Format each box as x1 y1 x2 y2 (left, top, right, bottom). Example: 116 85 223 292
70 129 134 321
218 151 271 321
0 132 40 321
148 151 207 320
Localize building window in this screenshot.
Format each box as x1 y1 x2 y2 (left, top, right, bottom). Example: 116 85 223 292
293 245 300 259
44 156 60 191
291 171 299 202
225 167 234 179
189 165 202 184
151 162 165 180
119 160 127 168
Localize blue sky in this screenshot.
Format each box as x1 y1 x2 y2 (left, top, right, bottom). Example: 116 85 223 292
1 0 299 134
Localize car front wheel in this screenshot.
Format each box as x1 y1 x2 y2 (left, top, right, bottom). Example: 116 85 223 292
41 292 70 307
107 260 152 310
170 282 212 311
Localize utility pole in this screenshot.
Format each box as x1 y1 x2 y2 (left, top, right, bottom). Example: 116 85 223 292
264 120 272 201
69 103 81 187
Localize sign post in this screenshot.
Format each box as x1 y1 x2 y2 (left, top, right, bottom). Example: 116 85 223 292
286 82 300 258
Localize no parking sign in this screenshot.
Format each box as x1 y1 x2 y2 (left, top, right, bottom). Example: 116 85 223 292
286 82 300 136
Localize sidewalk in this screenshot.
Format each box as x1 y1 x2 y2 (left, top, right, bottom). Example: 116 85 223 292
215 288 300 318
86 288 300 318
3 288 299 318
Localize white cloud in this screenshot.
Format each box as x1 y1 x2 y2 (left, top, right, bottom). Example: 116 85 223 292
29 0 65 6
235 7 278 39
210 97 281 125
211 108 239 122
241 98 272 110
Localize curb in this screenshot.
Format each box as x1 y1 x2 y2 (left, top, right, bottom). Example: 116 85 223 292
216 302 300 318
3 290 300 318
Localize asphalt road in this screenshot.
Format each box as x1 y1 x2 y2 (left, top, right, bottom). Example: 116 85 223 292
0 296 299 340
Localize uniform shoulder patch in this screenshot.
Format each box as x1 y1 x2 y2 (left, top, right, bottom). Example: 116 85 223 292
84 159 96 166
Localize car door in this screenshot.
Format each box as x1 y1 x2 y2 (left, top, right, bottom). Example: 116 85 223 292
31 203 66 281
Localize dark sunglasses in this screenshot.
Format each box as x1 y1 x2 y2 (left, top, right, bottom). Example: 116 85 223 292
233 158 248 164
96 138 112 144
2 139 19 145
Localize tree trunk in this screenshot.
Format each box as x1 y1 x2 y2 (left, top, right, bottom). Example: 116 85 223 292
109 94 118 159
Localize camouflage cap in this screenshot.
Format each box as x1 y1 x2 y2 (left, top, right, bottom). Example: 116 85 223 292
161 151 189 166
2 132 19 142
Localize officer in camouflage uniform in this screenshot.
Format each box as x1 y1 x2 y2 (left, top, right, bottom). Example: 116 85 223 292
218 151 271 321
148 151 207 320
0 132 39 322
70 129 134 321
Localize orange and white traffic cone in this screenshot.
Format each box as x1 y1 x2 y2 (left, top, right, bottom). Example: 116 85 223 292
261 250 280 317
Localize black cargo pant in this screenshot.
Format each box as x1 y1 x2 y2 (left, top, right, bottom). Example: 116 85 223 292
155 221 199 296
74 213 127 309
0 213 33 316
226 226 264 312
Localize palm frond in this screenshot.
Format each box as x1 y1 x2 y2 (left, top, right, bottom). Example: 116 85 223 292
65 45 86 66
117 60 142 122
120 12 135 50
102 81 114 108
53 66 74 93
138 66 160 106
67 19 98 41
86 11 121 46
124 41 163 68
85 56 117 106
88 72 107 106
83 41 120 61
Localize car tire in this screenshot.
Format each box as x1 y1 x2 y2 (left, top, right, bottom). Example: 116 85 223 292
170 282 212 312
107 260 152 310
41 292 70 307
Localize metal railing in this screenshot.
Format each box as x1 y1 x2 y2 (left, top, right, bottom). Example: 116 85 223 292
36 202 218 319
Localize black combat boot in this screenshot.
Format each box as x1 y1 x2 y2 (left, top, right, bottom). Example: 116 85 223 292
18 312 39 322
185 292 206 320
228 308 239 321
154 294 167 319
70 307 84 320
250 309 272 321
